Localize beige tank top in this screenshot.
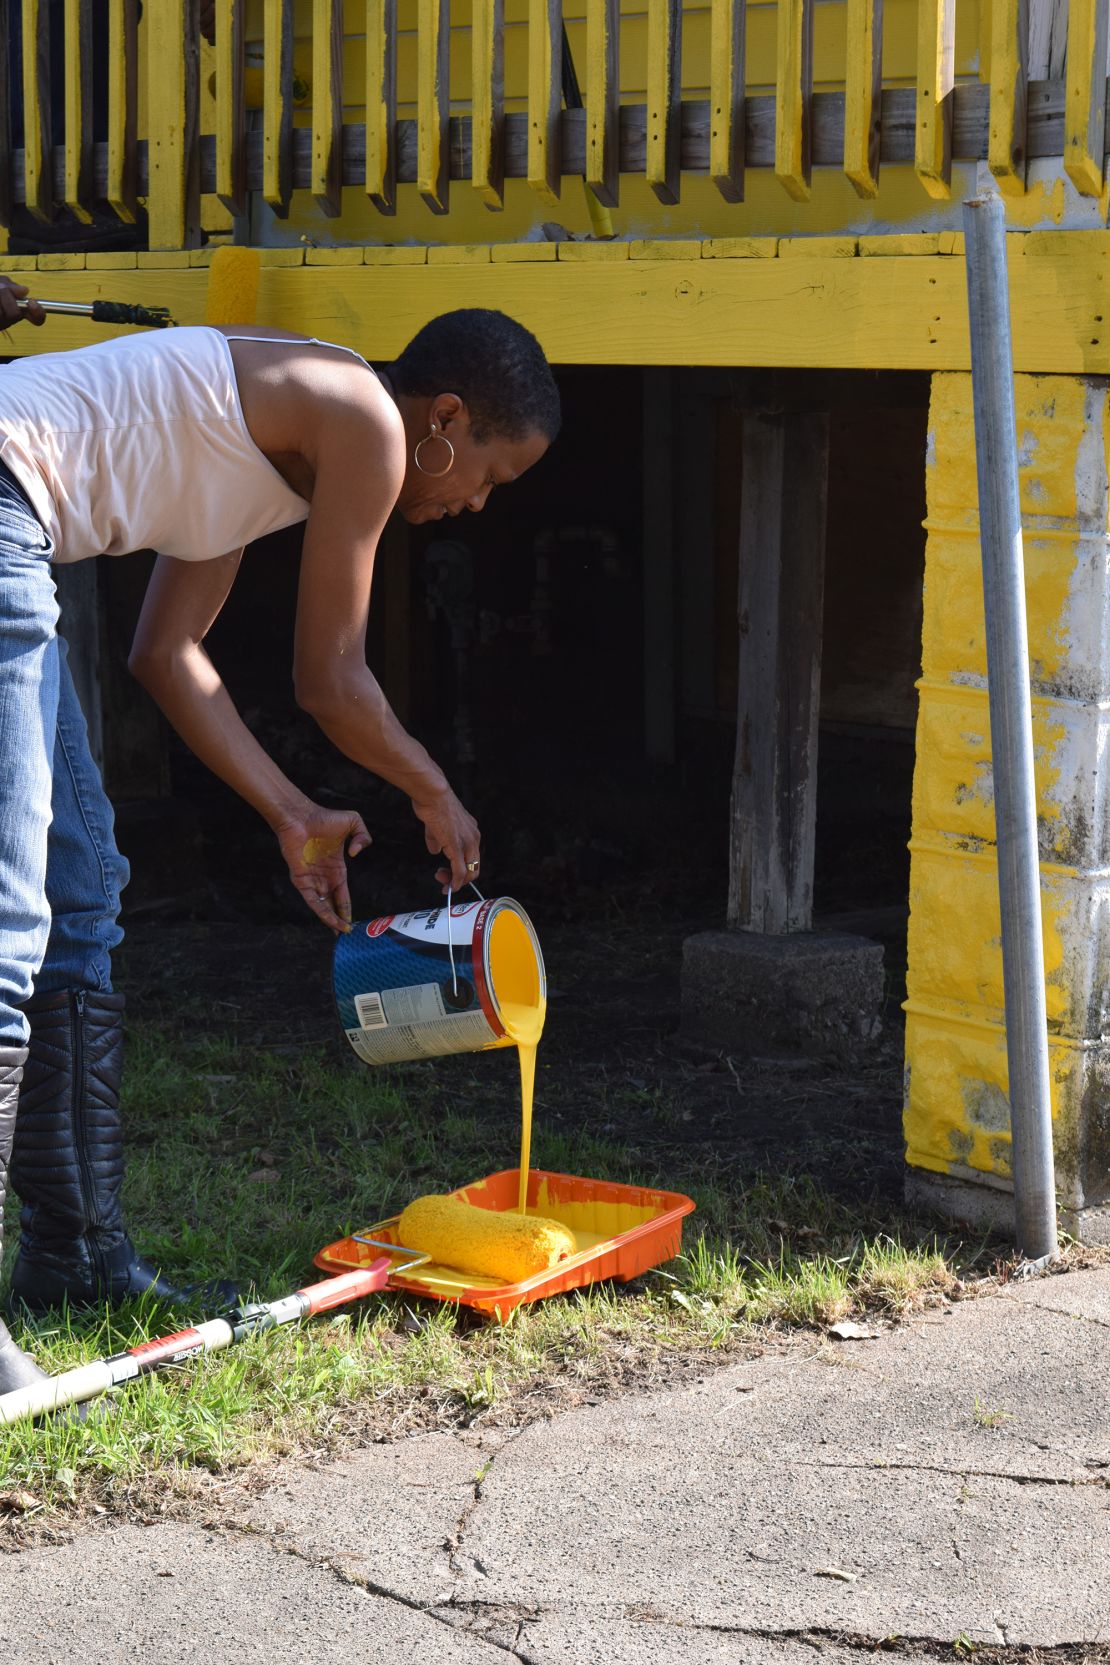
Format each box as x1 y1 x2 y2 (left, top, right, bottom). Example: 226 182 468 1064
0 325 370 565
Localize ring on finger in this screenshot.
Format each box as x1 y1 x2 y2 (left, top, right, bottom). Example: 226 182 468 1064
466 860 479 873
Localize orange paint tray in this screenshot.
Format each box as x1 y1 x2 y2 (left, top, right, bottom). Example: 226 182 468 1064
314 1168 696 1319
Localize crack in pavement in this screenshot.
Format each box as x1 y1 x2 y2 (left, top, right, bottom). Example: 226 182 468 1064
217 1518 538 1661
443 1425 532 1584
407 1601 1110 1661
789 1459 1108 1488
1007 1300 1110 1335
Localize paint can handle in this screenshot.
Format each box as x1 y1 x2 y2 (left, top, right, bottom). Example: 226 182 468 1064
444 882 486 997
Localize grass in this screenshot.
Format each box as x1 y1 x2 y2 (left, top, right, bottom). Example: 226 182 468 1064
0 1022 1003 1519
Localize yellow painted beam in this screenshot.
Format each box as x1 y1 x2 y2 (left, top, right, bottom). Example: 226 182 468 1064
106 0 139 222
775 0 813 202
263 0 294 216
417 0 449 214
1064 0 1108 197
585 0 619 208
472 0 505 208
146 0 200 248
21 0 52 223
844 0 882 199
646 0 682 204
365 0 396 214
8 248 1110 378
710 0 745 203
528 0 561 204
312 0 343 217
915 0 956 199
988 0 1028 196
63 0 93 220
214 0 245 215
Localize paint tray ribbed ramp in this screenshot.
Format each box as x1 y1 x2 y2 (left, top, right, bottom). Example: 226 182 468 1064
314 1168 696 1319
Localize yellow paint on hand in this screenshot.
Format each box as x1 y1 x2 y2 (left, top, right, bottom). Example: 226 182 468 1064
397 1194 575 1283
302 835 344 864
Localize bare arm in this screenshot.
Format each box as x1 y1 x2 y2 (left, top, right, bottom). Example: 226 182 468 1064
129 550 370 931
288 376 481 890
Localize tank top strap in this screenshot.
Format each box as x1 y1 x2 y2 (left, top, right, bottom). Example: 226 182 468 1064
221 330 377 376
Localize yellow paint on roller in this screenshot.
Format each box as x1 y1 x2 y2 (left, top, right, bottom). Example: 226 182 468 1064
205 245 261 326
397 1194 576 1283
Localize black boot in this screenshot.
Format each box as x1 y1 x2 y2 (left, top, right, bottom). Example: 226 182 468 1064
0 1047 49 1392
9 990 236 1316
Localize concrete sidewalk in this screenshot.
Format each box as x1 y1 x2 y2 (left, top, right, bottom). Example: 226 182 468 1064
1 1269 1108 1663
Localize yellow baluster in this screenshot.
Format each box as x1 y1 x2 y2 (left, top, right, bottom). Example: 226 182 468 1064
366 0 397 212
646 0 680 204
263 0 294 216
472 0 504 208
312 0 344 216
417 0 449 213
844 0 882 199
107 0 139 221
21 0 52 223
775 0 812 201
528 0 561 204
215 0 245 215
63 0 92 220
915 0 955 199
988 0 1028 196
710 0 745 203
147 0 200 248
1064 0 1108 196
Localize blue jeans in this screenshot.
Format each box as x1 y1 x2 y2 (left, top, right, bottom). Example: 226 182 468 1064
0 463 129 1046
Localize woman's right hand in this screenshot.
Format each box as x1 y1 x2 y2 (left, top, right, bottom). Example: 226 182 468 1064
0 279 44 328
410 787 481 893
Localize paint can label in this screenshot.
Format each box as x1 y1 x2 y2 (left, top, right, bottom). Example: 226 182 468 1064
333 898 541 1066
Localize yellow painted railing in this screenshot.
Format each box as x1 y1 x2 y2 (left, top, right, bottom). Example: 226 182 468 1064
1 0 1107 248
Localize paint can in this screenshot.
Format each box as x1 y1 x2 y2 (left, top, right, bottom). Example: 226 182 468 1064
333 896 546 1066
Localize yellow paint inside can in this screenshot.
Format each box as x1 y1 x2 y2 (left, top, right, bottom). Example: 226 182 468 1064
487 906 546 1214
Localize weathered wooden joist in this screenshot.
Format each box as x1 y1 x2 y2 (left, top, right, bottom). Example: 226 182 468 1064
7 77 1104 208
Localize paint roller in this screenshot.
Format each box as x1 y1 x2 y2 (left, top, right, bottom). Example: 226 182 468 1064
205 245 262 326
396 1194 577 1284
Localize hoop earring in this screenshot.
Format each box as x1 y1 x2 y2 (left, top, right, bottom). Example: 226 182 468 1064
414 424 455 478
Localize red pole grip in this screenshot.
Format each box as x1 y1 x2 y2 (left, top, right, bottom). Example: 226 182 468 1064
296 1259 392 1315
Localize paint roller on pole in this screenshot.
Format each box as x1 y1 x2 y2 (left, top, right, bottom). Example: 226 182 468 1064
0 1261 391 1428
962 193 1058 1262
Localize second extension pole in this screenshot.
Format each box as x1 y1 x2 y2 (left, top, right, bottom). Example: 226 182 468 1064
962 193 1058 1260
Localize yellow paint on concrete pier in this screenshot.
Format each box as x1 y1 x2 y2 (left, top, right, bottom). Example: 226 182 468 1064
905 371 1110 1222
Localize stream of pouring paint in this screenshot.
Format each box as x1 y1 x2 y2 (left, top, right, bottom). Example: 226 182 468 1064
487 909 547 1214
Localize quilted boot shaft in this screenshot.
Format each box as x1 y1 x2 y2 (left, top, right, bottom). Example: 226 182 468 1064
12 989 127 1247
9 990 238 1315
0 1046 49 1393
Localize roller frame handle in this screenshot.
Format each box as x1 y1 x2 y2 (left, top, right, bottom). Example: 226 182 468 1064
296 1259 393 1315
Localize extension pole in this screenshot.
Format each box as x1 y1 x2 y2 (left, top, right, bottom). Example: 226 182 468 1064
0 1261 391 1428
962 194 1058 1260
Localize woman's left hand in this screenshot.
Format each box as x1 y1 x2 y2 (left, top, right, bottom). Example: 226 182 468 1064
274 804 371 932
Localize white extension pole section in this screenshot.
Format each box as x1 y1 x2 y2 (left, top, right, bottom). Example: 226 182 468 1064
962 193 1058 1261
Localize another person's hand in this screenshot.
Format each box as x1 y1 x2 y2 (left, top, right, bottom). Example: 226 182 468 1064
274 803 371 932
0 278 45 328
411 787 481 893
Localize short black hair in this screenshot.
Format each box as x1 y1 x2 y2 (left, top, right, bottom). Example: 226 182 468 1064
391 308 560 445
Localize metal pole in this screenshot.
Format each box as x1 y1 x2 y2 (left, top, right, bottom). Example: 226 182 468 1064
962 193 1058 1260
